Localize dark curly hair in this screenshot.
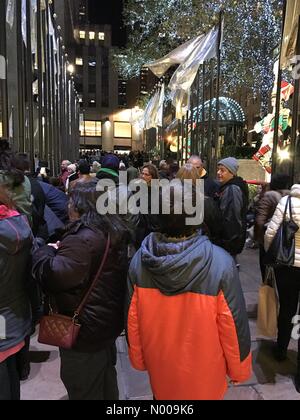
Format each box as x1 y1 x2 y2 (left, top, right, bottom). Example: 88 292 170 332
69 181 132 246
0 139 25 187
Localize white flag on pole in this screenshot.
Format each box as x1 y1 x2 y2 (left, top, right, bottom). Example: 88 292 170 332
145 34 206 78
22 0 27 47
6 0 15 29
48 8 58 52
280 0 300 69
171 89 190 120
31 0 37 54
143 90 161 130
156 84 165 127
48 8 54 37
0 56 6 80
168 26 220 93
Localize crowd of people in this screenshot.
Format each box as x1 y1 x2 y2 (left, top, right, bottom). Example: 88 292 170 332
0 136 299 400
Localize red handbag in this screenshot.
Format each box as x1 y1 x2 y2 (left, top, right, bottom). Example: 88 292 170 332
38 235 111 350
38 313 81 350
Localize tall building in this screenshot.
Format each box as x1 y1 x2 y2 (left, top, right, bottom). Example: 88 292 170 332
73 11 143 152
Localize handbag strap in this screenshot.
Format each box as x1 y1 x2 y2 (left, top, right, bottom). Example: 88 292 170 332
288 195 294 222
74 233 111 318
283 195 294 222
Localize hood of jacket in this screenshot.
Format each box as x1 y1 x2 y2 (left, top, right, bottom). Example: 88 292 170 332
140 232 214 295
291 184 300 198
0 212 32 255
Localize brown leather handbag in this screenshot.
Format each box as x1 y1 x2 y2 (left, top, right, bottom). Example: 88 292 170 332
38 235 111 350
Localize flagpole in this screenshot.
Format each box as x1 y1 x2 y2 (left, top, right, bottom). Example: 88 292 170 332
195 69 201 155
0 0 8 138
185 109 189 163
272 0 287 178
160 126 164 160
201 63 206 158
190 84 194 157
181 115 185 166
213 10 223 176
177 118 180 163
207 60 214 174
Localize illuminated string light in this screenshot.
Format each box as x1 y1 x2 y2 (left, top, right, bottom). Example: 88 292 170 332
114 0 283 114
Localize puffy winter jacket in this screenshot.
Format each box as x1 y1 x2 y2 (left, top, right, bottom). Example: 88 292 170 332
126 232 252 400
38 181 69 223
0 207 32 352
32 221 129 352
265 184 300 268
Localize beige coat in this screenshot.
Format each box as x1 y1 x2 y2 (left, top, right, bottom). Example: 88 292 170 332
265 184 300 268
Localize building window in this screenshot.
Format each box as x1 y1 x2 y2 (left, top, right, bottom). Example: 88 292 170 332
98 32 105 41
89 32 95 40
76 57 83 66
80 121 102 137
114 122 132 139
79 31 86 39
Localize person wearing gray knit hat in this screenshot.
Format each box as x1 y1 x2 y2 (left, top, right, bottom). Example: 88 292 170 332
217 157 239 186
218 157 239 176
216 156 249 257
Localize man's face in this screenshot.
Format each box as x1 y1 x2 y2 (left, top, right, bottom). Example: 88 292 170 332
61 161 69 171
217 165 234 185
189 158 203 174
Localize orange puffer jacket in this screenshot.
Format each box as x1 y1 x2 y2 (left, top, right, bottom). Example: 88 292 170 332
126 232 252 400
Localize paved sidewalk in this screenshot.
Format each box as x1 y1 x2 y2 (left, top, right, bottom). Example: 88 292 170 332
21 249 300 400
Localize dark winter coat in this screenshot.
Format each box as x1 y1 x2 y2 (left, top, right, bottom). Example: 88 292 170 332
216 177 249 256
0 210 32 352
28 177 48 240
32 221 129 352
203 196 223 243
38 181 69 223
96 168 119 186
201 172 220 198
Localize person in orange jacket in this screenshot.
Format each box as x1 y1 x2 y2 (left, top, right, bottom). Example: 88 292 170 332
126 183 252 400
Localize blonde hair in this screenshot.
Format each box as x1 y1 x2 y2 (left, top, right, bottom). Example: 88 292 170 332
176 164 201 186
